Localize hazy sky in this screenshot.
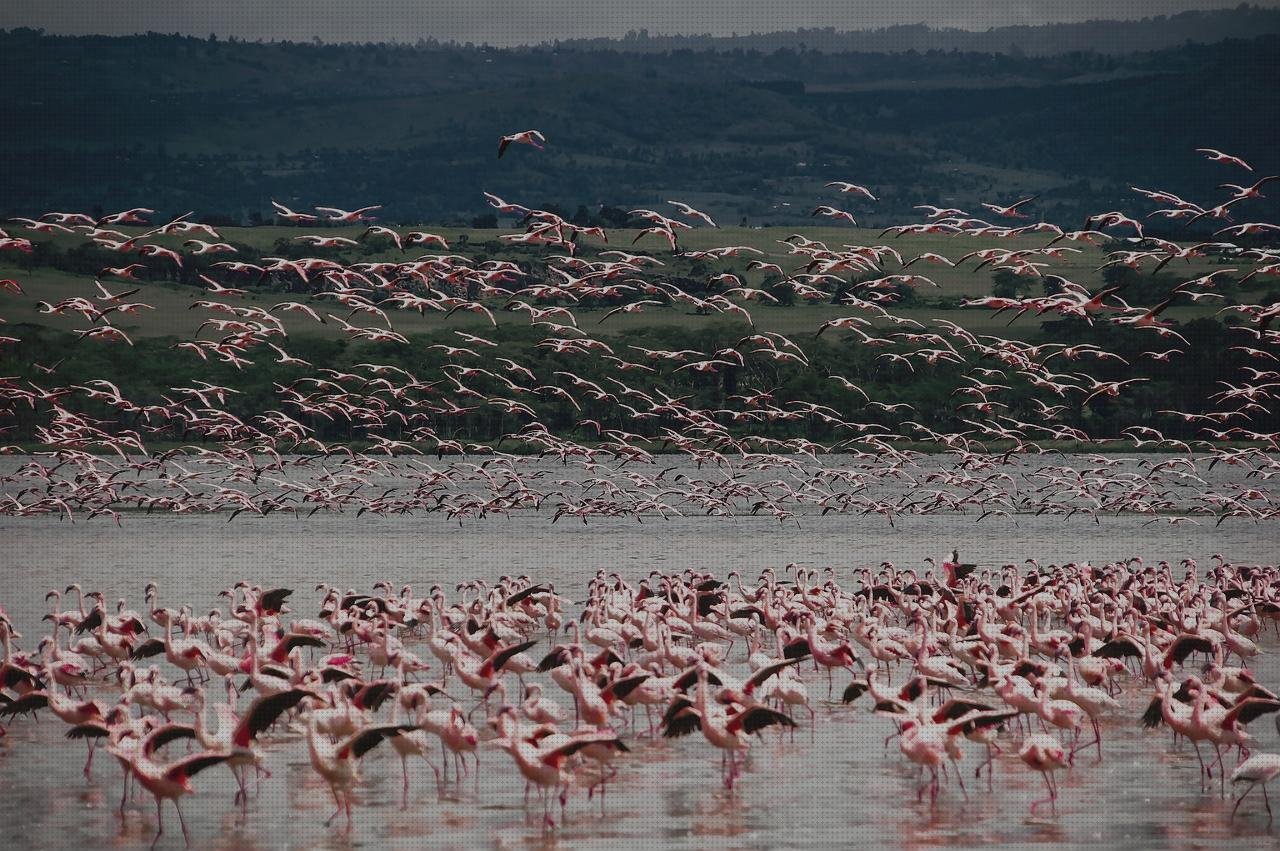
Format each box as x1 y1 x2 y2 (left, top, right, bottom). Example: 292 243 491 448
4 1 1279 46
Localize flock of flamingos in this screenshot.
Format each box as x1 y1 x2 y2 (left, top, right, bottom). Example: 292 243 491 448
0 142 1279 527
1 558 1279 841
1 129 1279 843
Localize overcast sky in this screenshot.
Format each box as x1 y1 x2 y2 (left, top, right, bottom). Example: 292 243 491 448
4 2 1277 46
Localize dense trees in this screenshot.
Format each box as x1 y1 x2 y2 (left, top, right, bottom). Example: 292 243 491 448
1 29 1277 228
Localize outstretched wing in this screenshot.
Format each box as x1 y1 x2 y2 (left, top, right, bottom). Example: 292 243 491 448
745 658 800 693
782 637 811 660
1163 634 1215 667
841 681 869 704
947 710 1018 736
537 646 570 672
341 723 418 759
145 723 198 753
165 752 231 783
130 638 165 659
932 698 995 723
0 691 48 717
541 733 629 766
66 722 109 740
1226 697 1280 727
506 585 551 607
660 697 701 738
258 587 293 614
729 705 797 735
1092 635 1141 659
234 688 319 747
488 640 537 673
603 673 650 701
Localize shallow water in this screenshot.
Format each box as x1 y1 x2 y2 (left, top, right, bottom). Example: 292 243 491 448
3 470 1280 848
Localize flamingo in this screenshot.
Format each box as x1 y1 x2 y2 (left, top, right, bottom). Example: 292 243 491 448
498 130 546 158
1019 733 1069 813
305 715 417 830
1196 148 1253 171
108 733 231 844
1232 753 1280 823
661 665 794 788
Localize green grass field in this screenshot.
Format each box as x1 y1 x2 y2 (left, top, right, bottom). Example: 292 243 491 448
0 224 1254 343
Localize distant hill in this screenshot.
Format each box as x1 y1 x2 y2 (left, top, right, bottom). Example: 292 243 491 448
1 24 1277 228
555 7 1280 55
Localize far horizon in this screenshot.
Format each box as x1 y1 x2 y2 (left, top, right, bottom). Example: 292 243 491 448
4 1 1280 46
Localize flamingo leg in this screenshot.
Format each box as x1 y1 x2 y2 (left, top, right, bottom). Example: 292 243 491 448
231 765 245 806
1214 744 1225 796
325 785 343 827
951 757 967 797
401 754 410 808
153 796 164 841
980 745 997 791
423 753 443 795
1232 781 1255 818
174 799 191 845
1030 770 1056 813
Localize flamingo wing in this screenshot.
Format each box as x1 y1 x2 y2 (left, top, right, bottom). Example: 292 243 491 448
1226 697 1280 726
660 699 702 738
728 705 797 734
540 733 629 766
164 752 231 783
129 638 165 659
841 681 870 704
487 640 538 674
144 724 198 754
505 584 551 606
65 721 110 740
1091 636 1141 659
258 587 293 614
603 673 650 701
340 723 418 760
234 688 319 747
745 658 801 692
932 698 995 723
0 691 48 718
948 710 1018 736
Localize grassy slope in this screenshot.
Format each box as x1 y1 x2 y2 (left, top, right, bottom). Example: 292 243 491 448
0 226 1244 342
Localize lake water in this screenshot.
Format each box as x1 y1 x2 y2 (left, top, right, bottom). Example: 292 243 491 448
2 455 1280 848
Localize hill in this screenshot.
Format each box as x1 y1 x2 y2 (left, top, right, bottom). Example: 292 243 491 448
558 7 1280 55
1 26 1278 227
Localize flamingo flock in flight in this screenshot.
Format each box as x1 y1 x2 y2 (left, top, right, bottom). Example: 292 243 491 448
0 142 1279 526
0 124 1279 841
0 554 1278 842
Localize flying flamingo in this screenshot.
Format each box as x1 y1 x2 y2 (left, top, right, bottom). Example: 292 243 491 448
1195 148 1253 171
498 130 546 158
